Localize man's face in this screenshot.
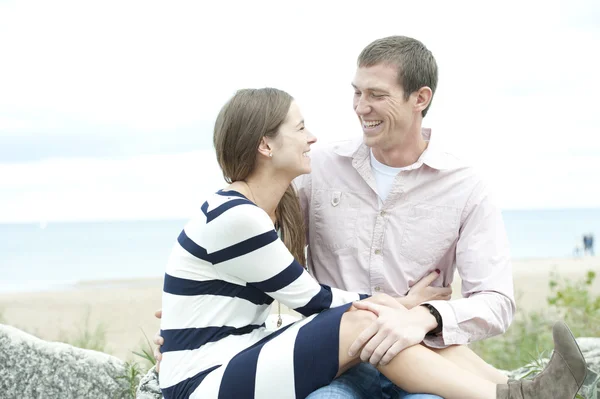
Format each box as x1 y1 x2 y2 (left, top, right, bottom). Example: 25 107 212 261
352 64 416 150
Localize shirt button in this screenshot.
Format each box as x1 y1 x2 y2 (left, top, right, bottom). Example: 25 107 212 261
380 210 386 216
374 249 381 255
374 286 382 292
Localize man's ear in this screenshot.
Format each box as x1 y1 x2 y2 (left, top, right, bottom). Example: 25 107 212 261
413 86 433 115
257 136 272 158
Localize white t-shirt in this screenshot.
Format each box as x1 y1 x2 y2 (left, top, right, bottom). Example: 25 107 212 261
370 149 414 205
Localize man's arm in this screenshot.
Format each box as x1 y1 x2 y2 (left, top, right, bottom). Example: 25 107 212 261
423 179 516 348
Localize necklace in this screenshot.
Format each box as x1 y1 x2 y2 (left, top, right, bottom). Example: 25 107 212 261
242 180 283 328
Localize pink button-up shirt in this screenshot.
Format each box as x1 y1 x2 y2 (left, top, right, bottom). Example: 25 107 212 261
295 129 516 347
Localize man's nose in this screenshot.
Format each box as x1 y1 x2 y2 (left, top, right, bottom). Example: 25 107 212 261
354 96 370 115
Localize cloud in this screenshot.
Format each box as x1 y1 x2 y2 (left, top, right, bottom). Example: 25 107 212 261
0 0 598 220
0 119 215 162
0 151 224 223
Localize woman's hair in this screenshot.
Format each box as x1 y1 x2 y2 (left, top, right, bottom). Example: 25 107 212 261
213 88 306 266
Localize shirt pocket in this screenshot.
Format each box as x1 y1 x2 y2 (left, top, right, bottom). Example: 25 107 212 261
398 203 460 265
313 189 360 250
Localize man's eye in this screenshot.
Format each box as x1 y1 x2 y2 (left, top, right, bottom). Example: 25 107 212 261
371 93 383 98
354 91 361 95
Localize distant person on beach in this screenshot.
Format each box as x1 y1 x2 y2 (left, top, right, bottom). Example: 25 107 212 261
574 241 583 257
155 87 585 399
154 36 524 399
583 233 595 256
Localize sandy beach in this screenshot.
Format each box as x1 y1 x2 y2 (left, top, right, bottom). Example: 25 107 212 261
1 257 599 361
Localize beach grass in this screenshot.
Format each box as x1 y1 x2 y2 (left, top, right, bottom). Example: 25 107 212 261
470 309 554 370
114 330 158 398
471 270 600 371
116 361 144 399
131 328 157 370
59 307 108 352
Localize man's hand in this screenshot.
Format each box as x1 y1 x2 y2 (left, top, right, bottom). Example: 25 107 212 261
153 309 164 372
403 270 451 308
348 302 437 367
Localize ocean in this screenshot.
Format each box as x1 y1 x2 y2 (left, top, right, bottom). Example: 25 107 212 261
1 209 599 293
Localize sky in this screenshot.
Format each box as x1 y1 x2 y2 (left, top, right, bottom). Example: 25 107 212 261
0 0 599 223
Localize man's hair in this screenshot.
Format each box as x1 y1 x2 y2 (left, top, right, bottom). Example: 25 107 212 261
358 36 438 117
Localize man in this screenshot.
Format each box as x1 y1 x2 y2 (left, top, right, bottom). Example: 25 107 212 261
293 35 515 398
154 36 515 399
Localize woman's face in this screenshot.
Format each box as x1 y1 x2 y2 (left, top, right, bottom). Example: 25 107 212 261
269 101 317 179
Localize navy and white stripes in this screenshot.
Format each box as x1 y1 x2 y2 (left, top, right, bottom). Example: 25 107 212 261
159 191 364 398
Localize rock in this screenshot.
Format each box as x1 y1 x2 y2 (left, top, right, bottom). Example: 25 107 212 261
136 366 161 399
0 324 131 399
579 337 600 373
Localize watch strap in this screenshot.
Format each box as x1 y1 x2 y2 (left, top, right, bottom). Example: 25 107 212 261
422 304 443 336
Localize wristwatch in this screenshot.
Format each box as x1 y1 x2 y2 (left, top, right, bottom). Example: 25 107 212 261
422 304 443 336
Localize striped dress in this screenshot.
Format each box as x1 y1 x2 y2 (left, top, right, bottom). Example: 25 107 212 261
159 190 367 398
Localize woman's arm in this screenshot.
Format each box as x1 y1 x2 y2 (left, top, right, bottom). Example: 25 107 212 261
214 204 368 316
358 271 452 309
400 270 452 308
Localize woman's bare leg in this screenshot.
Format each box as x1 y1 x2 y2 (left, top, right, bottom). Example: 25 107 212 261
430 345 509 384
338 310 497 399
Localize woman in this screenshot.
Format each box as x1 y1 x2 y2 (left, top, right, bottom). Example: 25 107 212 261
158 88 586 399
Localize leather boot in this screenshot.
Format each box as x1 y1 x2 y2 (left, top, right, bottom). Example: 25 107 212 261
496 321 586 399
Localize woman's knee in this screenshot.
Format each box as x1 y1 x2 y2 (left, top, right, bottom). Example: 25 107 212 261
341 308 377 332
337 311 378 374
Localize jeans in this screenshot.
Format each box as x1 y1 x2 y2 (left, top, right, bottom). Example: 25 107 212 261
306 363 443 399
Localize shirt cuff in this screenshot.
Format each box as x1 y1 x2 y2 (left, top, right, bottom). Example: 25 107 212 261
421 300 469 348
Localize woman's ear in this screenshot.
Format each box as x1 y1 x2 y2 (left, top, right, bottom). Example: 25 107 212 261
257 137 272 158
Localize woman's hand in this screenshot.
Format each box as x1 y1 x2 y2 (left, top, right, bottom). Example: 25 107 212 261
403 270 452 308
358 293 406 309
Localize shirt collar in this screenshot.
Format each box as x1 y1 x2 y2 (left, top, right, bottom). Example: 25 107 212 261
332 128 452 170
